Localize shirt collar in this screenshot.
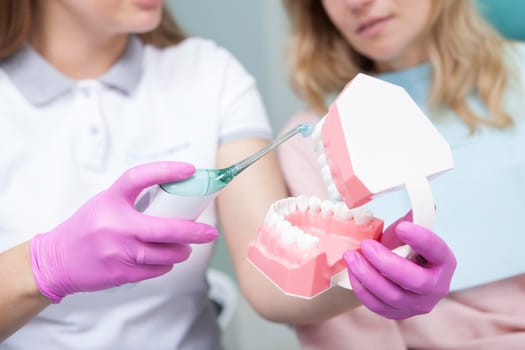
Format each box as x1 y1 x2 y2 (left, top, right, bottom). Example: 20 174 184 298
0 35 144 105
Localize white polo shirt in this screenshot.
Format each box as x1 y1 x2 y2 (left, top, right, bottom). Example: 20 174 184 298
0 36 272 349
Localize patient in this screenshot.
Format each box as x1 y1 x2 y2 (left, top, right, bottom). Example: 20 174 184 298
278 0 525 348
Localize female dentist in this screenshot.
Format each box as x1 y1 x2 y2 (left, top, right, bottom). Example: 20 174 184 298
0 1 286 348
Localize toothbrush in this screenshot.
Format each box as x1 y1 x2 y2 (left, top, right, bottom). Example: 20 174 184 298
135 123 313 220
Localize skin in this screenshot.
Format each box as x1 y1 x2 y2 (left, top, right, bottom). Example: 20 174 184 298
217 140 360 324
0 241 50 341
0 0 361 341
321 0 433 72
30 0 164 79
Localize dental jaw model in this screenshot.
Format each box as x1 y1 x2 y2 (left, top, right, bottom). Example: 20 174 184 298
248 197 383 298
248 73 454 299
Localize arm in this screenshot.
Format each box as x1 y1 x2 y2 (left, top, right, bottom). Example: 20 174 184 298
0 242 50 341
276 112 328 199
0 161 218 341
217 138 361 325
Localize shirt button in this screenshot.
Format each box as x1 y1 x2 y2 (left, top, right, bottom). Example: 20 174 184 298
90 126 100 135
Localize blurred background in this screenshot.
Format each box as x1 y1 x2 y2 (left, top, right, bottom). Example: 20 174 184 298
166 0 524 349
166 1 301 348
167 0 302 134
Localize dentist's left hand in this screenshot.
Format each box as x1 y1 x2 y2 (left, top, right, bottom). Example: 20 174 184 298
343 218 456 319
30 161 219 303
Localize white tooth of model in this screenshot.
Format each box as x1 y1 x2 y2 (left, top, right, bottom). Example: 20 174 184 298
334 202 353 220
354 207 373 225
282 227 299 244
308 197 322 213
321 200 334 217
297 233 318 250
296 195 309 212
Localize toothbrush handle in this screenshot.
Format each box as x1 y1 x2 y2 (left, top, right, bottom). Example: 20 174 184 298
234 125 304 173
135 185 217 220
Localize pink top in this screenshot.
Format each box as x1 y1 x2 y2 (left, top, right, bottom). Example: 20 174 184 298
277 110 525 350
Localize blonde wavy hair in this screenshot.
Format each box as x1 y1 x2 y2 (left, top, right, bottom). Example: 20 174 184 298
0 0 186 60
283 0 514 132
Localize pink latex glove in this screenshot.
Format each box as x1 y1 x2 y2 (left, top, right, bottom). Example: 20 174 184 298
343 216 456 319
30 161 219 303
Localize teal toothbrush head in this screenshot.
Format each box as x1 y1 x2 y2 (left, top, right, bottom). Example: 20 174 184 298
160 123 313 196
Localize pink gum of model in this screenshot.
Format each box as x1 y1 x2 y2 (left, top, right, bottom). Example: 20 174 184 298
248 202 382 298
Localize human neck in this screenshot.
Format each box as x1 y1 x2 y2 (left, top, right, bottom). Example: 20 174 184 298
30 3 127 80
374 53 428 73
374 41 429 73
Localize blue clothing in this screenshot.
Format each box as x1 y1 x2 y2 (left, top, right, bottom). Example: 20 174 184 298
368 43 525 290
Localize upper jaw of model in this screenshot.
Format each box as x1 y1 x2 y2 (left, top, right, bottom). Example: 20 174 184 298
313 74 453 218
248 73 454 299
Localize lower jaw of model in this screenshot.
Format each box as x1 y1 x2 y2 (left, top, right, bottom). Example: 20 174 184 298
247 195 382 299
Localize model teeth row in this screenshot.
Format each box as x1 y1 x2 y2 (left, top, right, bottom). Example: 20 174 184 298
264 196 374 250
312 118 342 202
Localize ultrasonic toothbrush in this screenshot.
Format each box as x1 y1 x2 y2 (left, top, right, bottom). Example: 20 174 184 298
135 123 313 220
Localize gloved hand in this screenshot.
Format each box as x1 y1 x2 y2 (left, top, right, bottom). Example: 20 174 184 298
30 161 219 303
343 215 456 319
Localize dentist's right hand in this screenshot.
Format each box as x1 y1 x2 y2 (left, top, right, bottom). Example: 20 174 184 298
29 161 219 304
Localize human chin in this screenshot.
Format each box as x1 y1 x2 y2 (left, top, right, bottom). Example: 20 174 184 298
122 7 162 33
357 42 407 69
131 0 165 9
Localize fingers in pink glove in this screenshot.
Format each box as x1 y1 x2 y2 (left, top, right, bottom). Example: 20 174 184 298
129 214 219 244
380 211 412 249
345 250 410 317
113 160 219 244
364 221 456 293
344 221 456 319
115 161 196 202
30 161 219 303
113 265 175 286
395 221 455 268
135 242 193 265
345 242 436 316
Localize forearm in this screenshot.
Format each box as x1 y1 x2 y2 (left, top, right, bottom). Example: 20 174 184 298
236 258 360 324
221 182 360 324
0 241 50 342
217 139 360 324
